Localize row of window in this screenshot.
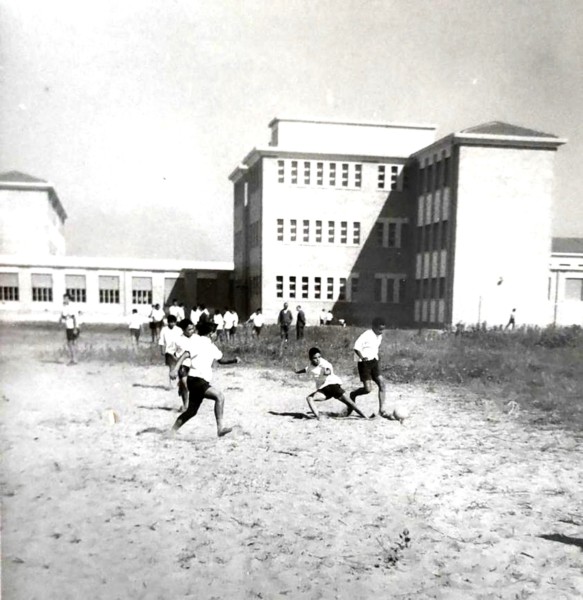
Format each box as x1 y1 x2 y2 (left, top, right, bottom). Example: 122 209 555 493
275 274 407 304
419 155 451 193
277 160 404 191
416 221 449 252
276 219 361 245
0 273 155 305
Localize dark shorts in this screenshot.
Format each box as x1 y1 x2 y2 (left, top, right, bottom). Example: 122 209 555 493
66 328 79 342
130 328 140 340
357 359 380 382
253 326 262 336
165 353 177 368
149 322 156 330
311 383 345 400
185 376 211 415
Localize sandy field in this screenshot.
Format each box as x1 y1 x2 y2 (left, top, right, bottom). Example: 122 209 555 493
1 328 582 599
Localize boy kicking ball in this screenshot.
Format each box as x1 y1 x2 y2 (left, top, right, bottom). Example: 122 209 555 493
295 347 370 420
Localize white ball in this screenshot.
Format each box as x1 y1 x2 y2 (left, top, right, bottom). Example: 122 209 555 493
393 407 409 422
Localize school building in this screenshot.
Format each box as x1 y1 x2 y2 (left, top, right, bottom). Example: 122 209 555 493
0 171 233 324
230 118 579 327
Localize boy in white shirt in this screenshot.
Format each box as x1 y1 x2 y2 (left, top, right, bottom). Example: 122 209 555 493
128 309 143 348
60 294 81 365
170 320 239 437
158 314 184 392
348 317 391 418
295 347 369 420
247 308 264 337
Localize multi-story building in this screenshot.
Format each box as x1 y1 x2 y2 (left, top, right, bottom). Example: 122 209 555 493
0 171 67 256
230 119 567 327
549 237 583 326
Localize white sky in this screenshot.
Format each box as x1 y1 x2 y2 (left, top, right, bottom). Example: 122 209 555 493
1 0 582 261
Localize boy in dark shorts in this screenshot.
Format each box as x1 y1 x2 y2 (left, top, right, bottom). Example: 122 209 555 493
169 320 239 437
158 314 183 392
295 347 369 420
348 317 392 418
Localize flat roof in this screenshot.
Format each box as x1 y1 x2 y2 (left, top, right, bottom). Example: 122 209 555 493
268 117 437 131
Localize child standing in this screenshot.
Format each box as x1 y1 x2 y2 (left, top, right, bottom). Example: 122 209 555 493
158 314 184 392
128 309 143 348
295 347 369 420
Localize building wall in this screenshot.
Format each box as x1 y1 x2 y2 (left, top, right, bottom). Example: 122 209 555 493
271 120 436 157
0 190 65 256
259 155 412 326
451 145 556 327
549 253 583 326
0 263 232 324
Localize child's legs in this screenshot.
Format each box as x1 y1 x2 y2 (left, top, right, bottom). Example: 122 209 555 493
306 391 326 419
337 392 368 419
203 386 229 434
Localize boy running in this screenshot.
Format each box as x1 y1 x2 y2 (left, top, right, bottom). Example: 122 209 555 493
348 317 391 418
169 320 239 437
295 347 369 420
158 314 183 391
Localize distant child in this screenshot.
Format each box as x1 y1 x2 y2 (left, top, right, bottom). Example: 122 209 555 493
148 303 165 343
158 314 184 391
247 308 264 337
349 317 391 418
295 347 369 420
60 293 80 365
170 320 239 437
505 308 517 330
128 309 143 348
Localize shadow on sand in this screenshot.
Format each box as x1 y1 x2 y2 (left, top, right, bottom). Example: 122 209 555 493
539 533 583 550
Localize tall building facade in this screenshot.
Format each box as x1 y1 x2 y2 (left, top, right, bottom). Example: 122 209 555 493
231 119 566 327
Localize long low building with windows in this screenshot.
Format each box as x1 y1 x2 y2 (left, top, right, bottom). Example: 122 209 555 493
0 254 233 324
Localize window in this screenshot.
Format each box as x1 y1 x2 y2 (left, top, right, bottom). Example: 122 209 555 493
0 273 19 301
353 222 361 245
440 221 449 249
328 221 335 244
438 277 446 299
303 161 311 185
314 276 321 299
565 278 583 301
444 157 450 187
388 223 397 248
355 164 362 188
342 163 349 187
132 277 152 305
350 276 359 301
31 273 53 302
291 161 298 185
397 278 407 303
278 160 285 183
290 219 297 242
376 222 384 246
390 166 399 190
327 277 334 300
303 220 310 243
340 221 347 244
99 275 120 304
315 220 322 243
401 223 409 248
276 276 283 298
65 274 87 303
277 218 284 242
329 162 336 186
316 162 324 186
302 276 309 299
289 276 296 299
377 165 386 189
374 277 383 302
339 277 347 301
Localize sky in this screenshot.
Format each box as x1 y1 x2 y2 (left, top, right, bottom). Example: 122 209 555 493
1 0 582 262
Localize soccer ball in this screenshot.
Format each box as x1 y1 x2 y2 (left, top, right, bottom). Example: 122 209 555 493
392 407 409 423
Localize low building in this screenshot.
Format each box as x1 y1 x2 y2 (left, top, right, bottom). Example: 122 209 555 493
549 238 583 326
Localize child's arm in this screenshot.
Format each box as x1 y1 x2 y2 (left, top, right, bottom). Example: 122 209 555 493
217 357 240 366
170 351 190 380
295 367 307 374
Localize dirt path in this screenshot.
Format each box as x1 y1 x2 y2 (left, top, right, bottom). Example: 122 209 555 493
1 354 582 599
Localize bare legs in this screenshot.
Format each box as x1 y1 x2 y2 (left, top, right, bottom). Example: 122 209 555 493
348 376 391 418
306 392 369 420
171 385 232 437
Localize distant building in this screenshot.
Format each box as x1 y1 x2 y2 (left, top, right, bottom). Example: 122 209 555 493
549 238 583 326
230 118 567 327
0 172 233 323
0 171 67 256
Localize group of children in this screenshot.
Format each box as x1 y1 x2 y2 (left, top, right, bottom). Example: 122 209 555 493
157 314 402 439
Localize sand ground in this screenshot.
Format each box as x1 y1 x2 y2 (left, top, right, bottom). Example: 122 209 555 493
1 331 582 599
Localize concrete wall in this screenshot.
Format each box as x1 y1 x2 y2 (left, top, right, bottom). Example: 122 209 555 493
549 254 583 326
0 190 65 256
451 145 556 327
271 120 436 157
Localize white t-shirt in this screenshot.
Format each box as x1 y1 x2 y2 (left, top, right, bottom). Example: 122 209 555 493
223 311 236 329
61 306 79 330
190 309 202 325
158 325 183 354
129 313 143 330
168 305 180 318
150 308 165 323
176 335 223 382
353 329 382 361
213 314 225 330
306 357 342 390
250 312 264 327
